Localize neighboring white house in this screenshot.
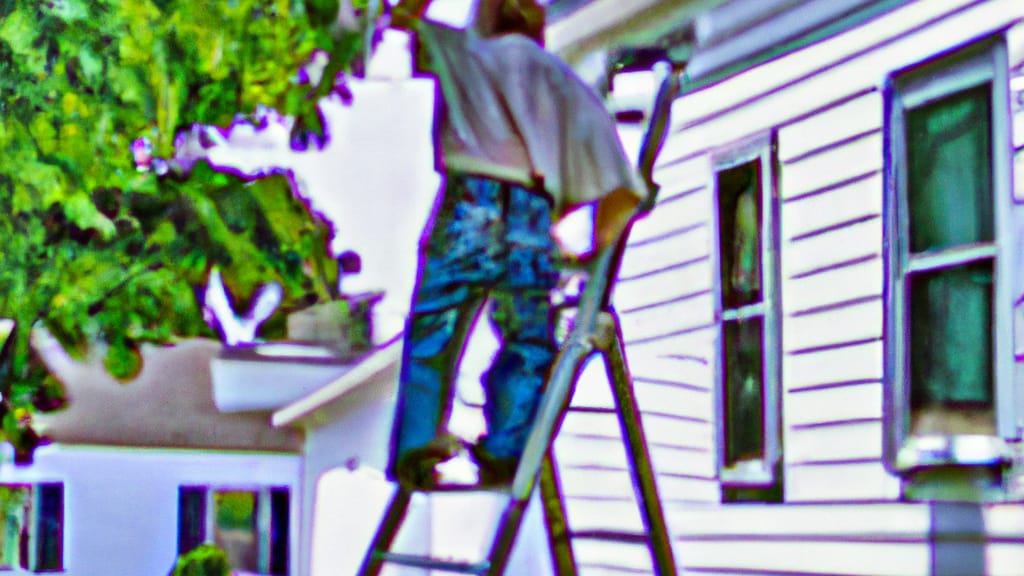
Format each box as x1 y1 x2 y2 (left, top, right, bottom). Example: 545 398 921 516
0 336 303 576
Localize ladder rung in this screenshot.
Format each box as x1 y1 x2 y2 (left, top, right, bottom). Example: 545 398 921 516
426 482 511 494
372 552 490 574
570 530 650 544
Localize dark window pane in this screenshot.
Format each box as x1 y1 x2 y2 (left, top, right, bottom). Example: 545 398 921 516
906 84 993 253
214 490 259 572
909 260 994 410
722 318 764 465
35 483 62 571
177 487 207 556
270 488 290 576
717 161 762 309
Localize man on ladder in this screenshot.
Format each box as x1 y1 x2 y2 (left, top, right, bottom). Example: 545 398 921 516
385 0 648 491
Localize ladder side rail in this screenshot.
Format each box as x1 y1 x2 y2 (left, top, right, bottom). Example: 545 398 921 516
601 315 678 576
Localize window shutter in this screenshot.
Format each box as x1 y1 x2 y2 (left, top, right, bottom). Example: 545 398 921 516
177 487 207 556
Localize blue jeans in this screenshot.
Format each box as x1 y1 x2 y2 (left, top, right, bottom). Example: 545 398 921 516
389 174 560 476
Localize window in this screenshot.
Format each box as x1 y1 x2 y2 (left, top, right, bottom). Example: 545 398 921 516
712 136 783 501
884 36 1015 467
178 486 290 576
0 483 63 572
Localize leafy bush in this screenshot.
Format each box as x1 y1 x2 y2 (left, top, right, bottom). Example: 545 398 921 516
171 544 231 576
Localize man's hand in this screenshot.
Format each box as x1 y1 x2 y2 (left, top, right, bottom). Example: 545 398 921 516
594 187 641 252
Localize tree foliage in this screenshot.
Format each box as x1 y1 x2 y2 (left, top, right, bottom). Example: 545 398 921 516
0 0 372 461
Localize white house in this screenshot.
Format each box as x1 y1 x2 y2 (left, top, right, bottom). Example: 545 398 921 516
0 336 303 576
538 0 1024 574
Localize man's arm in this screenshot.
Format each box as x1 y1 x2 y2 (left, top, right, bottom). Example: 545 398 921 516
594 187 642 252
389 0 434 30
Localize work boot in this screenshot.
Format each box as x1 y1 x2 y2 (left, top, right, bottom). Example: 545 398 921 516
395 433 462 491
469 443 519 487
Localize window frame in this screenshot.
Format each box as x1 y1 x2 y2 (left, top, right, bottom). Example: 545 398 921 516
883 34 1017 469
710 133 783 489
177 484 289 576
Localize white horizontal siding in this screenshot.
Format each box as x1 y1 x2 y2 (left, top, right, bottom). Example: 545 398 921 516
633 382 711 425
617 224 711 281
785 383 884 427
781 132 883 201
679 541 928 576
563 497 645 533
657 475 719 504
619 293 715 345
776 91 884 162
783 339 883 391
786 461 900 502
627 185 711 247
659 0 1023 163
782 298 883 352
670 503 931 538
780 173 883 244
787 421 884 464
783 256 883 315
629 353 712 392
613 260 712 314
573 540 653 574
557 466 636 500
640 413 713 452
987 543 1024 576
782 218 882 281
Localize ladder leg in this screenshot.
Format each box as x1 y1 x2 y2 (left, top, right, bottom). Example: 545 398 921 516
485 496 529 576
540 450 578 576
601 316 678 576
356 487 413 576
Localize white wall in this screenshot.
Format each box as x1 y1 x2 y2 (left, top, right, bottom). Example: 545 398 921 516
0 444 300 576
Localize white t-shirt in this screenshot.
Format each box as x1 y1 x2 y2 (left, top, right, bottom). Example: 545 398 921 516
415 21 647 217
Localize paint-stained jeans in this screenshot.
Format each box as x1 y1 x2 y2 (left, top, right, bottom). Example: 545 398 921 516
389 174 560 476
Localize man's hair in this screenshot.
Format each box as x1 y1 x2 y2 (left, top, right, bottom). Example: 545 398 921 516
492 0 545 45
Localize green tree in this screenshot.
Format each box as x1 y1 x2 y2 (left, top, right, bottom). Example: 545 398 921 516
0 0 373 462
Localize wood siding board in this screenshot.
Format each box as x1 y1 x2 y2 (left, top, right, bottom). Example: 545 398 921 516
577 565 654 576
618 226 710 280
785 382 884 426
782 133 884 200
619 288 714 316
669 503 931 538
784 170 881 204
986 543 1024 576
640 416 713 452
781 172 884 240
632 376 709 394
789 378 883 394
557 467 636 500
678 541 929 576
787 421 884 462
652 153 712 192
616 254 710 284
650 445 716 478
555 436 630 469
564 498 645 533
785 461 901 502
783 257 882 314
624 322 717 350
615 261 713 312
629 352 713 389
789 253 880 281
633 381 713 424
787 336 883 357
572 539 655 572
777 91 885 161
784 219 883 279
783 339 883 391
782 299 882 352
654 475 719 503
782 128 884 167
659 0 1019 163
789 214 881 243
620 293 715 344
982 504 1024 538
789 294 882 318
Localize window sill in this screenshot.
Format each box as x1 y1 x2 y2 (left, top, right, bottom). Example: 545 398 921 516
720 459 774 487
895 434 1012 473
